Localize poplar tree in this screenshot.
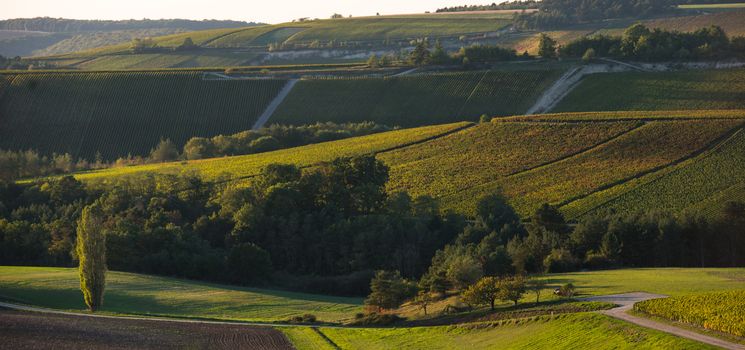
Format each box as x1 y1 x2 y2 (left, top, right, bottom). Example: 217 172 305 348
77 202 107 312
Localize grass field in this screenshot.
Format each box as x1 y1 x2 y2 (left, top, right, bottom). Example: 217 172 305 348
635 290 745 338
0 72 286 160
554 68 745 113
0 266 362 323
271 70 563 127
310 313 717 350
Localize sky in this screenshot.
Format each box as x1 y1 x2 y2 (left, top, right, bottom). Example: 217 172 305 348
3 0 493 24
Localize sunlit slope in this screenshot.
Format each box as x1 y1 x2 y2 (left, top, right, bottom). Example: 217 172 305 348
0 72 286 159
59 111 745 218
70 122 472 181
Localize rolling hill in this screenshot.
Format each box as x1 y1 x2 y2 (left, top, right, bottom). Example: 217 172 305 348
52 110 745 219
0 71 286 159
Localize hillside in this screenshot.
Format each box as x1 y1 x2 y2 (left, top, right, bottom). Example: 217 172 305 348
0 18 259 57
271 69 563 127
55 110 745 219
554 68 745 112
0 71 286 159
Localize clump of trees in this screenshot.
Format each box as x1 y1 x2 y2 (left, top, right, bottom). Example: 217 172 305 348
559 24 745 61
0 149 106 182
462 276 526 310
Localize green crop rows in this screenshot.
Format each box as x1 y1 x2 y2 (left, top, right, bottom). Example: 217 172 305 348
635 290 745 337
272 70 562 127
0 72 286 159
554 68 745 112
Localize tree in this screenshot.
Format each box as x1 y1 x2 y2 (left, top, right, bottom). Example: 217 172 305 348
183 137 215 160
446 255 483 290
365 270 411 312
532 203 570 235
538 33 557 58
367 54 379 68
331 13 343 19
227 242 272 284
409 39 431 66
76 202 107 311
527 277 547 304
582 48 596 62
498 276 526 305
479 114 490 124
149 138 180 162
176 37 196 51
600 231 622 262
429 40 450 64
462 276 501 310
476 193 521 239
413 290 434 315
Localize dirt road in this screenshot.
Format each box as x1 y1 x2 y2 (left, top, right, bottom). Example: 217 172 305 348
583 293 745 350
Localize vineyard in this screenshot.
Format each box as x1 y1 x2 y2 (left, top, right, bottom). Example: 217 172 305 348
634 291 745 337
72 122 471 181
554 68 745 113
0 72 286 160
53 110 745 219
271 70 563 127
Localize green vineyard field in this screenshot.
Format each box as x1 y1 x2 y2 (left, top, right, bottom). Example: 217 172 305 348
554 68 745 113
0 72 286 159
271 70 562 127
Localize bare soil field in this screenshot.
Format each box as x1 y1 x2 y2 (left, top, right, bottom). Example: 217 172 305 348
0 309 293 350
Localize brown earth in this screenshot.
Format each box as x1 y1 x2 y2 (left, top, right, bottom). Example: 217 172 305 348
0 308 293 350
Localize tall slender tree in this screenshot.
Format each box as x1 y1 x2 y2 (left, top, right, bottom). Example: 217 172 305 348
77 202 107 312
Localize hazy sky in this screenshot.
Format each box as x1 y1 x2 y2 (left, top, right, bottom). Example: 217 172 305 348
4 0 492 24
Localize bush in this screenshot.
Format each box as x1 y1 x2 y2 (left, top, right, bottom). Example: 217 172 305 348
583 251 613 269
348 313 405 326
287 314 318 324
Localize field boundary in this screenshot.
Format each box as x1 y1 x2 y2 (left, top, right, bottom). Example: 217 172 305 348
312 328 342 349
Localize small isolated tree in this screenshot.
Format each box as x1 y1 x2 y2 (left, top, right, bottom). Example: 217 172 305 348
413 290 434 315
409 39 431 66
176 37 197 51
367 54 379 68
149 138 180 163
331 13 343 19
582 48 596 63
538 33 557 59
479 114 490 124
528 277 547 304
365 270 410 312
499 276 526 306
77 202 107 311
462 276 501 310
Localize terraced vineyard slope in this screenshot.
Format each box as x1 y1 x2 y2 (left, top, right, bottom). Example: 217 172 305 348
271 70 563 127
0 72 286 159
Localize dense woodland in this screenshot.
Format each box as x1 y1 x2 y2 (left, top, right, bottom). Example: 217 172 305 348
1 155 743 296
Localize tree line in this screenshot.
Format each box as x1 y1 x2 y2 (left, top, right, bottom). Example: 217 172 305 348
557 24 745 61
0 122 391 182
0 18 258 33
514 0 676 29
1 155 743 299
435 1 539 12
